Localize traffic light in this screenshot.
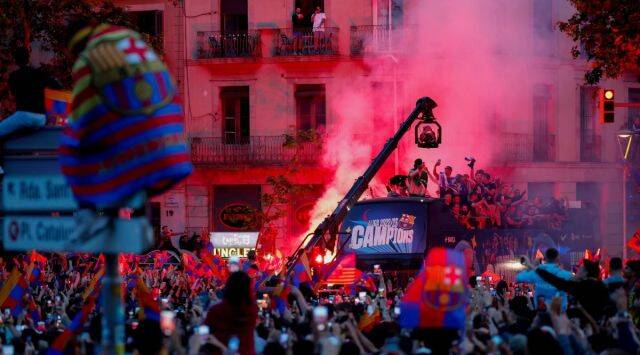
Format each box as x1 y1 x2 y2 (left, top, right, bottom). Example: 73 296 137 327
600 89 615 123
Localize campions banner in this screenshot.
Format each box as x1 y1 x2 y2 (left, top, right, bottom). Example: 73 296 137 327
340 201 427 255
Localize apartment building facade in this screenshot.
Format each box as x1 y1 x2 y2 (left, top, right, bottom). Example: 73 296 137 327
116 0 639 258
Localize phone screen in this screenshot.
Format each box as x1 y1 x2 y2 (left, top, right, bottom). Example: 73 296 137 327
160 311 175 336
313 306 328 323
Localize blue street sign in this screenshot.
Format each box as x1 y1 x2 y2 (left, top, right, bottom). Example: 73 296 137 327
2 216 154 253
2 176 78 212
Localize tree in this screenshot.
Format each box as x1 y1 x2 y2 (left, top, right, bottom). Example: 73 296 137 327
0 0 132 116
559 0 640 84
254 131 322 255
256 175 314 255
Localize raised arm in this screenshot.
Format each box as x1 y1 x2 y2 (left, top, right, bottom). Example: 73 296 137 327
432 159 441 178
535 268 578 294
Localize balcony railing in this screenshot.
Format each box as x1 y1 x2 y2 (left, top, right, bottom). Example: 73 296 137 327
273 28 339 56
500 133 556 162
191 136 322 166
350 25 407 55
195 31 261 59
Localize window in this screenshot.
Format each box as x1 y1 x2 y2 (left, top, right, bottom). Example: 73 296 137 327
221 0 247 33
295 0 324 20
532 0 552 36
532 0 554 56
532 84 555 161
129 10 163 50
375 0 403 28
220 87 250 144
629 88 640 128
527 182 554 200
577 182 600 210
295 85 326 131
580 86 601 162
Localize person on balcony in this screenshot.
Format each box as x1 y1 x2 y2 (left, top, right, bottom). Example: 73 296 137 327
311 6 327 53
291 7 306 54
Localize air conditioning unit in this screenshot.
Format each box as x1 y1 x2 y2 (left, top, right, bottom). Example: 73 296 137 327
568 200 582 209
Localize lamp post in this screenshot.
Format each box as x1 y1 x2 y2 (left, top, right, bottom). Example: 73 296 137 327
617 130 634 261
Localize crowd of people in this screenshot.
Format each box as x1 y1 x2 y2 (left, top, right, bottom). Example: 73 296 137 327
387 157 569 230
0 246 638 355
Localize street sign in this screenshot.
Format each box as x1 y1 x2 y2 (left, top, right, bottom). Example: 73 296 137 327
2 216 154 253
2 175 77 212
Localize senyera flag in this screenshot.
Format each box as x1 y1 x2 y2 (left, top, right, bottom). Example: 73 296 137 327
399 248 467 330
44 89 71 126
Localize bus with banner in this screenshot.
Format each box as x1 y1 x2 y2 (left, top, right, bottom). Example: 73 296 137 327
339 197 598 273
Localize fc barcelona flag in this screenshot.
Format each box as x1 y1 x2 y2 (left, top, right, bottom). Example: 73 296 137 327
399 248 467 330
44 89 71 126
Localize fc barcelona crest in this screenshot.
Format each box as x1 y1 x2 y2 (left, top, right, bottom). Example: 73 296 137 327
421 265 465 311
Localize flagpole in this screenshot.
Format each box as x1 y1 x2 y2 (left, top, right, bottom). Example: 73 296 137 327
102 238 125 354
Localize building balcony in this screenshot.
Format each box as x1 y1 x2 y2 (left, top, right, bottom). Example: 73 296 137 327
499 133 556 163
190 135 322 167
350 25 408 55
273 28 339 56
195 30 261 59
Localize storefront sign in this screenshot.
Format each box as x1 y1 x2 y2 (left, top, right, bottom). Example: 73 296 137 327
219 204 258 230
209 231 258 258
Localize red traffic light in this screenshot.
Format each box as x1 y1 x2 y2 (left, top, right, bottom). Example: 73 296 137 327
600 88 615 123
604 90 614 100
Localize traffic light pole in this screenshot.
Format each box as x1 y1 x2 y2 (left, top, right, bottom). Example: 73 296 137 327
102 249 125 354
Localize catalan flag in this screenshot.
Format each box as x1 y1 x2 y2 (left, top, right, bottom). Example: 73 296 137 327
399 248 467 330
44 88 72 126
0 269 28 317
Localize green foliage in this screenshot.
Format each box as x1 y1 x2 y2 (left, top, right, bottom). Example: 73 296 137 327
559 0 640 84
256 174 314 252
0 0 154 116
282 129 322 148
259 175 314 226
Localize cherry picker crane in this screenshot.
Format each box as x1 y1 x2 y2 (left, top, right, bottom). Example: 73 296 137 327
284 96 442 277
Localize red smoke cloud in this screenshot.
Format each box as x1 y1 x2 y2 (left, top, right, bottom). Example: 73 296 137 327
298 1 537 253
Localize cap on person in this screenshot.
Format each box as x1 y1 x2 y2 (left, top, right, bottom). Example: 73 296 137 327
414 158 423 168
